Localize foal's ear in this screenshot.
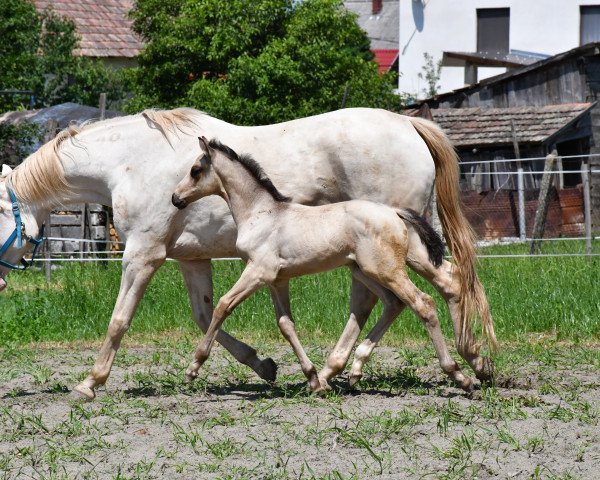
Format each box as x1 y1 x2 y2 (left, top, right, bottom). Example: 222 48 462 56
198 136 210 157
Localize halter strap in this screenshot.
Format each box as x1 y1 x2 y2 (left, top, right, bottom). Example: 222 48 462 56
0 184 45 270
7 185 23 249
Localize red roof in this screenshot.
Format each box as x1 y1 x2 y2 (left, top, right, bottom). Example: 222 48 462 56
34 0 143 58
372 49 398 74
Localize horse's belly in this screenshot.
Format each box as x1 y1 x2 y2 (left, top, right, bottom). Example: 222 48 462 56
276 250 351 279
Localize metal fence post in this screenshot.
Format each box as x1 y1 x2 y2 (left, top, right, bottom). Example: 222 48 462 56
582 162 592 256
517 167 526 241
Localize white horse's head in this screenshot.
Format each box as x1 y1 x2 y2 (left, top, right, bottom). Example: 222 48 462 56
0 170 44 292
171 136 223 210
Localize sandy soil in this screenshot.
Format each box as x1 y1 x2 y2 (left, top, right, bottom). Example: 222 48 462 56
0 343 599 479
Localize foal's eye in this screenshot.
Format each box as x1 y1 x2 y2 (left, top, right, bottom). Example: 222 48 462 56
190 165 202 178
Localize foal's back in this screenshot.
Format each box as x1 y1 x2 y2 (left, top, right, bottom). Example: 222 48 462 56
238 200 409 279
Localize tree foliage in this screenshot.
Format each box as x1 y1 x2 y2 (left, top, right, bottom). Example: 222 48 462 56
128 0 401 124
0 0 125 113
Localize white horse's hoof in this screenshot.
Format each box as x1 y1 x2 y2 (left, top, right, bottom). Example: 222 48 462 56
310 377 332 395
72 383 95 401
475 357 495 382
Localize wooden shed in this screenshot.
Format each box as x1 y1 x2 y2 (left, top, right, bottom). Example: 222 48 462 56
411 43 600 233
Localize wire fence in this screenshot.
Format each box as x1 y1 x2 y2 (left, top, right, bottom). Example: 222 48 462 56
460 152 600 165
23 151 597 273
24 236 597 264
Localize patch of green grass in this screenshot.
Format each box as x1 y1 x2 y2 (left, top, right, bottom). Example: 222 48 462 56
0 240 598 346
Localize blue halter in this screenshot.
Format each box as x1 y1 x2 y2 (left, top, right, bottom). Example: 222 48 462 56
0 184 45 270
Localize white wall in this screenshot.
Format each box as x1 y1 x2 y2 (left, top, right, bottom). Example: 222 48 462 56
399 0 595 99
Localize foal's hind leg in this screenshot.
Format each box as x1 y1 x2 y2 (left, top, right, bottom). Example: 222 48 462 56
269 281 326 393
179 260 278 382
405 231 493 381
356 237 473 391
381 271 472 391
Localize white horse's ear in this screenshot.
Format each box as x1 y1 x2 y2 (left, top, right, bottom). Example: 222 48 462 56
1 164 13 176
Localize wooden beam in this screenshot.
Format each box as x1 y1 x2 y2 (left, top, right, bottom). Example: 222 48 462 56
530 150 557 254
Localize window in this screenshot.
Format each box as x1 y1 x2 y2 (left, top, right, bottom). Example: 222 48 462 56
581 6 600 45
477 8 510 54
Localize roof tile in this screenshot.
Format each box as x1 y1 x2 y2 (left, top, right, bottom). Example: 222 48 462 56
33 0 143 58
407 104 595 147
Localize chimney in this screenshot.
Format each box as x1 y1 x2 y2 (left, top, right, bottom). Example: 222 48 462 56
372 0 382 15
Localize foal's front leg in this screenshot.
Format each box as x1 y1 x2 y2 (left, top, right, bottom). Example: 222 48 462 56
179 259 278 382
269 281 326 393
185 263 266 381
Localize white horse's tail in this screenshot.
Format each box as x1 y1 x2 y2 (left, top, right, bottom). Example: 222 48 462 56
395 208 444 268
408 117 498 353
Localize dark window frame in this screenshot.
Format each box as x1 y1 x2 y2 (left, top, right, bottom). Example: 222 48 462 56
581 5 600 45
476 8 510 54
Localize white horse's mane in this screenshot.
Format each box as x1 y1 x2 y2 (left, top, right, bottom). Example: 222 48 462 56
141 108 202 142
5 108 202 206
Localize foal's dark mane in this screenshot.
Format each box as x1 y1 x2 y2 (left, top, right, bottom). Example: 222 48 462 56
208 139 291 202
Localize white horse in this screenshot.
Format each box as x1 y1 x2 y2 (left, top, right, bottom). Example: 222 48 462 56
0 108 495 399
173 137 475 391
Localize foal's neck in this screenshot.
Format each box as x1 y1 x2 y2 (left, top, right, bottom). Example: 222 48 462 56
212 154 279 225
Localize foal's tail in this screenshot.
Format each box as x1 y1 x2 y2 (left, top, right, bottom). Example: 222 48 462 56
395 208 444 268
408 117 498 353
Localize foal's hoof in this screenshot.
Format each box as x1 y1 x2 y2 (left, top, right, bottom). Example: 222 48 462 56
184 365 200 383
348 373 362 387
72 383 95 401
256 357 278 383
475 357 495 382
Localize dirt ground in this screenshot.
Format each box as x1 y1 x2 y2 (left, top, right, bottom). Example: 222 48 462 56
0 341 599 479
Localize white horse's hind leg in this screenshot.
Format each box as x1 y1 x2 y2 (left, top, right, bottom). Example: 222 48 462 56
341 269 405 386
269 282 325 393
318 276 378 386
405 233 493 381
73 248 166 400
179 260 278 382
185 263 266 381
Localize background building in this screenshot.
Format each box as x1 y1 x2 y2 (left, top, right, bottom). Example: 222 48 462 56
399 0 600 98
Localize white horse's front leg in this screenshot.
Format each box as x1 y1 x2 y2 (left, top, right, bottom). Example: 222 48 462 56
179 259 277 381
73 246 166 400
185 263 265 381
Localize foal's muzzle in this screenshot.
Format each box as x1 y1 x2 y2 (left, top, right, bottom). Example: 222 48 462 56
171 193 188 210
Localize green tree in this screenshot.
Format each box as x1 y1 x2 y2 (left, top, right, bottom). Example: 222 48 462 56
128 0 401 124
0 0 125 113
